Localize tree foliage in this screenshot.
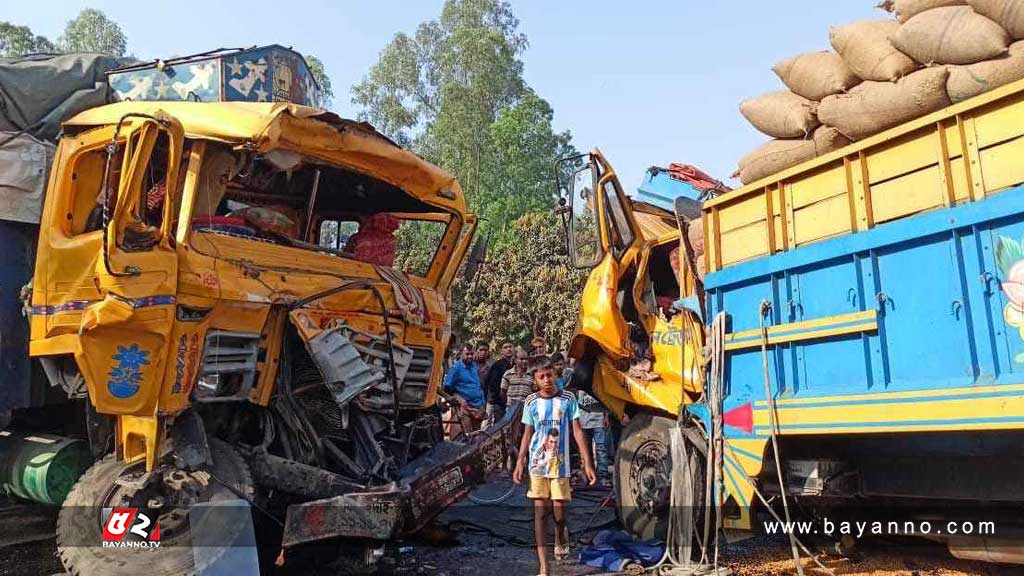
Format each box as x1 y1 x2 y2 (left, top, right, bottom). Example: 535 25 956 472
354 0 584 347
58 8 127 56
0 21 55 57
305 55 334 108
456 211 587 350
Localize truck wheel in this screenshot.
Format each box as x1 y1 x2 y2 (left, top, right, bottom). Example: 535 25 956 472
56 438 253 576
615 413 705 542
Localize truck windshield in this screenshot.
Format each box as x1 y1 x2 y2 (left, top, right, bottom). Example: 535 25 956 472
188 143 451 278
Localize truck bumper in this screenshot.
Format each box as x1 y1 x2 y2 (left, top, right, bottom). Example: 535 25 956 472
281 407 516 547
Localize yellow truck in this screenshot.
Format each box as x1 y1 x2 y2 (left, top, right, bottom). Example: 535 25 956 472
561 78 1024 563
0 48 509 574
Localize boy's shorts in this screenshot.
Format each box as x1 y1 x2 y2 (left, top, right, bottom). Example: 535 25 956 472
527 476 572 501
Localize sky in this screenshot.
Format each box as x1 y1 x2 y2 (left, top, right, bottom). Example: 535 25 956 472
8 1 881 193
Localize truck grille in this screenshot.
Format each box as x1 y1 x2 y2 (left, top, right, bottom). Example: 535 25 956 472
400 346 434 406
194 331 260 402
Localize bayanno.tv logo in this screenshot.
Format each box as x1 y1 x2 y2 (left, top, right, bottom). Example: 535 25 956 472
101 507 161 548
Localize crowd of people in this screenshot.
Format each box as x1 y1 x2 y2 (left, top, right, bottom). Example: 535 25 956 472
442 337 618 574
441 336 613 486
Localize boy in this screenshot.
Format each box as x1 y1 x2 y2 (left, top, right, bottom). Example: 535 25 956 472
514 357 597 575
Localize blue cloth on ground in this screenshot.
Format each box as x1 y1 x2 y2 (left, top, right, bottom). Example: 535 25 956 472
579 529 665 572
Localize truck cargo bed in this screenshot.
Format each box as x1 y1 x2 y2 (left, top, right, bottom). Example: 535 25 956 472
703 77 1024 272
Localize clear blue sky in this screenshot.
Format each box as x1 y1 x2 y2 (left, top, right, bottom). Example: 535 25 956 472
10 1 880 192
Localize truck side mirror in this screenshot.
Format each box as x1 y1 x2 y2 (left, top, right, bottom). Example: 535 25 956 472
463 235 488 284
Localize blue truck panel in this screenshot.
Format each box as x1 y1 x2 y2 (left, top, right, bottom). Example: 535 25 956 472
705 184 1024 415
108 45 321 107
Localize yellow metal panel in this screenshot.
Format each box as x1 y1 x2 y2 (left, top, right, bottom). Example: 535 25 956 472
979 135 1024 193
864 129 935 184
962 116 986 201
717 193 766 234
789 165 849 210
792 193 852 246
950 155 972 204
869 166 944 224
118 415 162 472
972 94 1024 148
719 222 768 266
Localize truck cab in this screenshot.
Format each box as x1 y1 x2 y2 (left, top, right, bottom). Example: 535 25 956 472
558 150 720 538
1 47 499 575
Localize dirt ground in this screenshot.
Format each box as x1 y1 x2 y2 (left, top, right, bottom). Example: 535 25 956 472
2 486 1021 576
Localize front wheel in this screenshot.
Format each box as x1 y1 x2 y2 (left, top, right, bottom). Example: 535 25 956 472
614 413 705 542
57 438 253 576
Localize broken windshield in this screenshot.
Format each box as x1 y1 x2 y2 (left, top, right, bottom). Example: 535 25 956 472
186 143 453 279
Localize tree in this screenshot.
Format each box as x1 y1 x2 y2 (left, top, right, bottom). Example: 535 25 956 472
0 21 55 57
305 55 334 109
456 211 587 350
353 0 530 211
355 0 583 348
58 8 126 56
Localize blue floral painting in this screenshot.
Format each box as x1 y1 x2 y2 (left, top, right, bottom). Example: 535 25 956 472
107 344 150 399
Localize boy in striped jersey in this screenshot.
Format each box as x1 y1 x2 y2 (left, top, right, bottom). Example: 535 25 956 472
513 357 596 574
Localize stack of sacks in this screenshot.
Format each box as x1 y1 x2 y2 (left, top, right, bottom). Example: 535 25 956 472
947 1 1024 101
734 53 858 184
735 0 1024 185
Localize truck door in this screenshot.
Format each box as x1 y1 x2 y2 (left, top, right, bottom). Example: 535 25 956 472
73 113 184 418
559 149 641 361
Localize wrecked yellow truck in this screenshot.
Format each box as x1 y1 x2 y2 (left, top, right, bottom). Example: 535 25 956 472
0 47 509 575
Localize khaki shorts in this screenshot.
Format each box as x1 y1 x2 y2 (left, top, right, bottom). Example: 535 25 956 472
527 476 572 501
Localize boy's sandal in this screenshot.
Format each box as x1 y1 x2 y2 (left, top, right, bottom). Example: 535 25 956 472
554 544 571 561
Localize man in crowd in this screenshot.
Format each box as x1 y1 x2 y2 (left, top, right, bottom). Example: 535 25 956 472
530 335 548 357
501 347 534 467
550 352 572 390
443 344 486 437
501 347 535 407
484 341 515 426
575 384 611 486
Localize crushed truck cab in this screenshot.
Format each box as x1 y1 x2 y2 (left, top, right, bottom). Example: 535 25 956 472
0 47 511 575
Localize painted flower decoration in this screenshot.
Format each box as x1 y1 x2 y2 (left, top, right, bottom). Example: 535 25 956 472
997 236 1024 363
107 343 150 399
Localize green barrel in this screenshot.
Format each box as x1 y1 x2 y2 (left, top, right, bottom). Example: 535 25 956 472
0 431 91 505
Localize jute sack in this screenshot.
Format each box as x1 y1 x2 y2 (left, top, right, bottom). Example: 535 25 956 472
879 0 967 22
968 0 1024 39
892 6 1009 64
818 67 951 140
813 125 854 155
687 218 705 257
739 90 820 138
831 20 920 81
736 139 817 184
773 51 861 100
948 40 1024 101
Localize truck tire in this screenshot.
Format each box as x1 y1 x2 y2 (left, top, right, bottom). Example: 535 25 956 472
56 438 253 576
614 413 705 542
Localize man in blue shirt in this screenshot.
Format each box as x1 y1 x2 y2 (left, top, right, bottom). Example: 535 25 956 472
443 344 486 435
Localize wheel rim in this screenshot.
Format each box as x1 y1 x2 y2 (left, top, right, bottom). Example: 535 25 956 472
100 463 225 544
629 439 671 516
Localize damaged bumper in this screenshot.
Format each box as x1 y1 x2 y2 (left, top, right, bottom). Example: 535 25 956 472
281 406 517 547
